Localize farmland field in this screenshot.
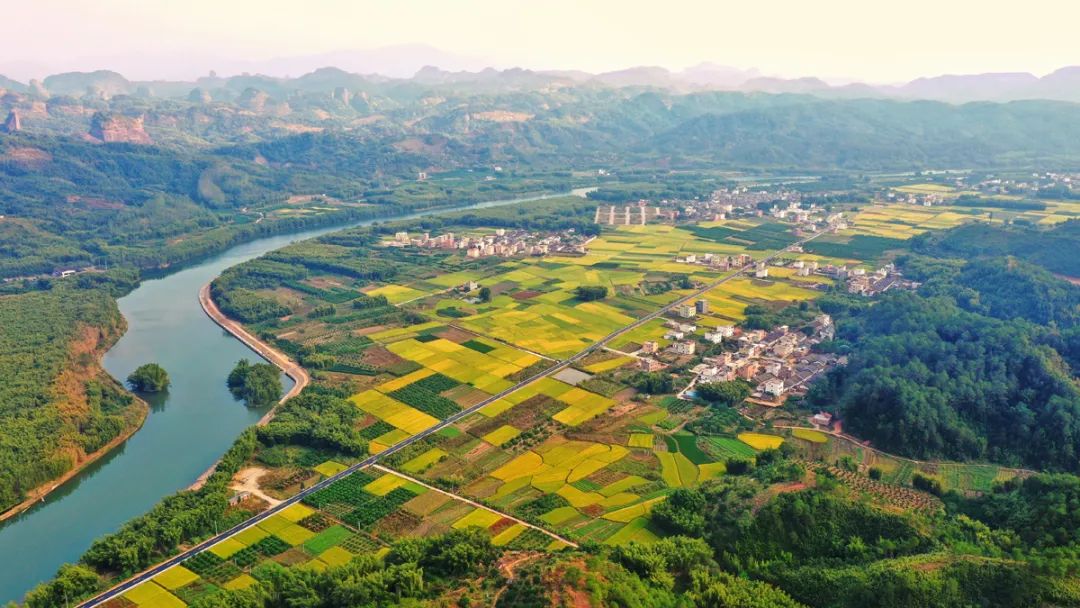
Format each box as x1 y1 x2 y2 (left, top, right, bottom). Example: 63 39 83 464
738 433 785 450
91 192 1043 606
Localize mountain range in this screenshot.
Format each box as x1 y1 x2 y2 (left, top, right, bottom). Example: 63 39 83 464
4 58 1080 103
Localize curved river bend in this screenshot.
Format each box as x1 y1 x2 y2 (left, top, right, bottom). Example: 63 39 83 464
0 192 579 603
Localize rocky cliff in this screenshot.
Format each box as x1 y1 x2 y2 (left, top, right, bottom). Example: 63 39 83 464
88 112 152 144
1 110 19 133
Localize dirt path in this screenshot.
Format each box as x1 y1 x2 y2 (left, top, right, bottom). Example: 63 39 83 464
491 552 543 607
372 464 578 548
230 467 282 507
199 283 309 424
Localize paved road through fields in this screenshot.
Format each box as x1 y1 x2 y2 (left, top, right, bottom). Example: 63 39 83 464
80 230 823 606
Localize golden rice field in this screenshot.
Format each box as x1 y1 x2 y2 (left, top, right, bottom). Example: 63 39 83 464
738 433 785 450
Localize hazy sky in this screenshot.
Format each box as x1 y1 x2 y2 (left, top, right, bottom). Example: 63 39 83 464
4 0 1078 82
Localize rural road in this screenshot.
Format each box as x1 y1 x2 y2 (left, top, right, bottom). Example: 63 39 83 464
199 283 309 418
80 230 823 607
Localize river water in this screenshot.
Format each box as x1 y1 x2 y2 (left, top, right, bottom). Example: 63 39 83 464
0 191 581 603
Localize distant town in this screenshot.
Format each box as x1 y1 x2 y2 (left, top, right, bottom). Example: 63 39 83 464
382 228 593 258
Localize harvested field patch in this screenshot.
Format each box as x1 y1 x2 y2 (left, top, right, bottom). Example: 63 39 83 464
738 432 785 450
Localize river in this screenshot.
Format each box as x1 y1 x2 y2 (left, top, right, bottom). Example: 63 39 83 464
0 190 585 603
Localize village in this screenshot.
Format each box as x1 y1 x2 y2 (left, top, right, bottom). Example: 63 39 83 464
623 295 842 407
382 227 593 258
595 187 852 242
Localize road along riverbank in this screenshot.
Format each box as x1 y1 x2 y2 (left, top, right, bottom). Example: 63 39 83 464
0 190 580 604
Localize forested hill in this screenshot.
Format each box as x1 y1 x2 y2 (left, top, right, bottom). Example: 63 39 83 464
810 256 1080 469
913 219 1080 277
647 99 1080 169
0 277 143 512
6 90 1080 279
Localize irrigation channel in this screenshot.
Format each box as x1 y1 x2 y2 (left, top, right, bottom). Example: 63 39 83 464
0 190 584 604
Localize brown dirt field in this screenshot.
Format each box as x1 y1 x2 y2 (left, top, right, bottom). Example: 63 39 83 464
373 510 423 538
585 469 627 487
500 395 559 428
581 504 604 518
463 476 503 500
462 439 496 461
361 345 409 368
488 281 519 295
303 276 346 289
353 324 388 336
408 517 452 538
272 548 310 566
444 385 491 408
461 412 505 437
433 326 475 343
511 290 542 301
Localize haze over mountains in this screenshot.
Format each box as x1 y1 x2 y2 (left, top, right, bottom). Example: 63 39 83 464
3 46 1080 103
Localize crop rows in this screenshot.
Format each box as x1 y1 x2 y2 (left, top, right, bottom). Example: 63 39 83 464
183 552 242 584
389 384 462 419
805 461 942 512
414 372 461 393
340 533 383 553
253 535 291 556
303 471 378 509
231 546 260 567
359 420 396 440
341 487 418 529
505 528 552 550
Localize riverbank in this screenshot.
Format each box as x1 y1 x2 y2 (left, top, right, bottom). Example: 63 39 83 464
198 283 309 421
0 391 149 524
0 309 152 525
187 284 311 493
0 190 584 603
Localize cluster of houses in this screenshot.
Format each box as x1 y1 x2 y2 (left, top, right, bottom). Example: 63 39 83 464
711 187 802 210
887 191 945 206
633 307 841 405
746 258 918 297
973 172 1074 196
675 252 755 271
384 228 592 258
695 315 839 404
825 263 920 296
594 187 812 227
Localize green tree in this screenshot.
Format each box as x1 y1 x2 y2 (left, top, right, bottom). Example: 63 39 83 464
574 285 608 301
651 488 707 536
631 371 673 395
227 359 283 407
478 286 492 302
695 380 752 406
126 363 170 392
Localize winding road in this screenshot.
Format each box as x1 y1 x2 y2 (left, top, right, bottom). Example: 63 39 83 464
79 230 824 607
